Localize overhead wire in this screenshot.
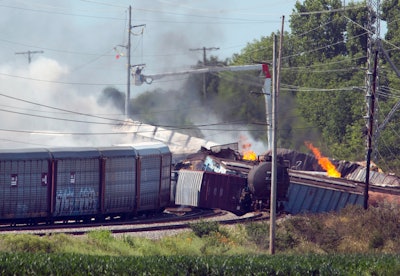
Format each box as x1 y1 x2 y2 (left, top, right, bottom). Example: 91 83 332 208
0 3 126 20
0 1 394 155
0 92 265 134
0 72 124 86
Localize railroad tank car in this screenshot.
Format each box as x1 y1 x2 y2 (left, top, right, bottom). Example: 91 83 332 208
0 143 171 224
247 159 290 210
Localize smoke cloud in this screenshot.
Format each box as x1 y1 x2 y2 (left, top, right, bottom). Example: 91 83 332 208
0 0 283 154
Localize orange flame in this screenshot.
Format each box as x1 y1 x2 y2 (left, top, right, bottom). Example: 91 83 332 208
240 135 257 161
243 150 257 161
305 141 341 178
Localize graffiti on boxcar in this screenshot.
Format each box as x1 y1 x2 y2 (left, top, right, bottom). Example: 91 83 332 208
56 187 98 215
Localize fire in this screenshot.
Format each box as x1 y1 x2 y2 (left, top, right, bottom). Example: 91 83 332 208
240 135 257 161
243 150 257 161
305 141 341 178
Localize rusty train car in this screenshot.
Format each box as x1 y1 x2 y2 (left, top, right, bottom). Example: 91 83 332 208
0 143 171 224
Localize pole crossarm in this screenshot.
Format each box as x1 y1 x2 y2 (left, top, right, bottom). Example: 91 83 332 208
132 64 268 86
15 50 44 63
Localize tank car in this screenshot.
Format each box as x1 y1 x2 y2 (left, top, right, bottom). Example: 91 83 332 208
173 156 290 215
247 156 290 211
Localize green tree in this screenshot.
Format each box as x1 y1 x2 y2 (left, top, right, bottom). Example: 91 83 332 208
211 70 267 141
344 1 369 64
373 0 400 173
290 0 347 64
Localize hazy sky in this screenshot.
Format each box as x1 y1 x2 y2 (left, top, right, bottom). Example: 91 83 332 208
0 0 298 149
0 0 298 86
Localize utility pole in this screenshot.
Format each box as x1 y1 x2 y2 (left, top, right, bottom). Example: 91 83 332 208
125 5 132 119
189 47 219 98
15 50 44 63
364 0 380 209
270 16 284 255
122 5 145 119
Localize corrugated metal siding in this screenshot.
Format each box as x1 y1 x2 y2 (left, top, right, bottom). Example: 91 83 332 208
53 157 100 217
99 147 137 214
199 172 247 215
0 158 50 219
345 167 400 187
134 143 171 211
103 156 136 213
285 182 364 214
159 151 172 208
175 170 204 207
137 154 161 211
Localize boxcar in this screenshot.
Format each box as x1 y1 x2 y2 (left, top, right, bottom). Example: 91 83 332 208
0 148 52 222
0 143 172 224
175 169 250 215
51 147 102 219
134 143 171 212
98 146 138 216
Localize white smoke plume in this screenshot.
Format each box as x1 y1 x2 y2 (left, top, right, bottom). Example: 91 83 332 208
0 56 132 149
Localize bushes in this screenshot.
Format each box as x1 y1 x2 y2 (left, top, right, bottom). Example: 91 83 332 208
243 203 400 254
0 234 53 253
0 204 399 258
189 220 220 237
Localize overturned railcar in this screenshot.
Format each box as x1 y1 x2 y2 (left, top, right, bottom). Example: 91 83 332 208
175 170 251 215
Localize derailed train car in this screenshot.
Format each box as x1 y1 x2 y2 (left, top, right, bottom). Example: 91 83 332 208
0 143 171 224
0 142 292 224
174 170 252 215
4 141 389 224
173 145 291 215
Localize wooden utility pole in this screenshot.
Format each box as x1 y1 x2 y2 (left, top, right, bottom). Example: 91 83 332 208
123 6 145 119
125 5 132 119
364 0 380 209
189 47 219 98
270 16 284 255
365 51 378 209
15 50 44 63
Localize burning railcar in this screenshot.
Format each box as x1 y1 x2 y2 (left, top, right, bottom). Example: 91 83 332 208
173 142 400 215
173 143 291 215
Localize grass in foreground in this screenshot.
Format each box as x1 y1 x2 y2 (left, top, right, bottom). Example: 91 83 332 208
0 204 400 274
0 252 399 275
0 203 400 256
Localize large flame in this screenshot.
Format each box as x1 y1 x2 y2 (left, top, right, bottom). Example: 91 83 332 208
243 150 257 161
305 141 341 178
240 135 257 161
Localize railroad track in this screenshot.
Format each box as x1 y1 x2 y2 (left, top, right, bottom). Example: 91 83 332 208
0 208 269 236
